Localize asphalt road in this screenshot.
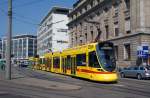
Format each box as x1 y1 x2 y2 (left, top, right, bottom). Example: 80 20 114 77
0 67 150 98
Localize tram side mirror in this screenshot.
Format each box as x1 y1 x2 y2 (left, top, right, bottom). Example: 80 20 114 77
111 58 116 62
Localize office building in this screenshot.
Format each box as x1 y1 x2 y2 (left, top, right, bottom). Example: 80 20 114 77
1 35 37 62
37 7 70 56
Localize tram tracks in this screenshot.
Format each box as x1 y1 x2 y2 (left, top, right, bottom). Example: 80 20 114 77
0 80 82 98
15 67 150 97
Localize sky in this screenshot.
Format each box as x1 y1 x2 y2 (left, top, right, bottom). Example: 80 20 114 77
0 0 76 38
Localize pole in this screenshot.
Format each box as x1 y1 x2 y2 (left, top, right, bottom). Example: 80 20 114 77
6 0 12 80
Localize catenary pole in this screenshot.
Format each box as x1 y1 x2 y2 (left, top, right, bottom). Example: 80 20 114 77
6 0 12 80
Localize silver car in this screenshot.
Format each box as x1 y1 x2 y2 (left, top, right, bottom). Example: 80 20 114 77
120 66 150 80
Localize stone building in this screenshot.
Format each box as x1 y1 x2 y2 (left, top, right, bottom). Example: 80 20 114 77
68 0 150 67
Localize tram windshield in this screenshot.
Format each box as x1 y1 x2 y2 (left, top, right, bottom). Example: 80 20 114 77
96 42 116 72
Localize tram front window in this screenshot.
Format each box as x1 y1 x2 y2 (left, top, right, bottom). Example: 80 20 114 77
89 51 100 68
96 42 116 72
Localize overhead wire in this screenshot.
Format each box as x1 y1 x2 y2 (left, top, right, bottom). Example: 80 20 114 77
0 0 48 25
13 12 39 23
0 0 49 25
13 16 40 26
0 8 40 26
13 0 47 9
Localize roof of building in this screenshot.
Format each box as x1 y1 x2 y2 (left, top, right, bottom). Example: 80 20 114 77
73 0 83 8
2 34 37 40
13 34 37 39
40 7 70 25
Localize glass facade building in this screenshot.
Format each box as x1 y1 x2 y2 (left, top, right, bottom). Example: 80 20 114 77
1 35 37 62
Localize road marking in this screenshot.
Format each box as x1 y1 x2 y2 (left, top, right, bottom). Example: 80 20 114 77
112 84 125 87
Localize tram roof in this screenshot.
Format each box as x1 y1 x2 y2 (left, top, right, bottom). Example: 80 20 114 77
63 42 97 52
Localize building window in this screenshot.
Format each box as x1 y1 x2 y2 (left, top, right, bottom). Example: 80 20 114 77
57 29 68 32
80 40 82 44
75 36 78 45
114 4 119 17
23 39 26 58
85 33 87 42
125 0 130 9
91 31 94 41
124 44 131 60
71 38 73 46
115 28 119 36
105 25 109 39
18 39 22 58
125 20 131 34
114 46 119 60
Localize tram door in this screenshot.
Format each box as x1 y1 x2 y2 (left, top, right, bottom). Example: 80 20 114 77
48 58 51 71
62 58 67 73
71 56 76 75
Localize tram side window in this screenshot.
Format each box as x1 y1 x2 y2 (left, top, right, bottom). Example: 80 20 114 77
46 58 50 67
76 53 86 66
53 57 60 68
43 58 46 64
45 58 47 66
66 56 71 69
89 51 100 68
39 58 42 64
62 58 64 67
49 59 52 67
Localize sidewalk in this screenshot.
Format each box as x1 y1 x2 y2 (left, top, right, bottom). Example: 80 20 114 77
0 67 81 91
0 70 5 80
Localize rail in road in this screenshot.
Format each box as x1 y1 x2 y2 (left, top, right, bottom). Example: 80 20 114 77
5 67 150 98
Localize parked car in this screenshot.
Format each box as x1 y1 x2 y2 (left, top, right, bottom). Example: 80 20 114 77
120 66 150 80
19 62 28 67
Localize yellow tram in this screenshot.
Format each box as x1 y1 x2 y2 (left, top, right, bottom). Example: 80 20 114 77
31 41 118 82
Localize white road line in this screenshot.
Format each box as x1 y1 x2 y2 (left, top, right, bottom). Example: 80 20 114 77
112 84 125 87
